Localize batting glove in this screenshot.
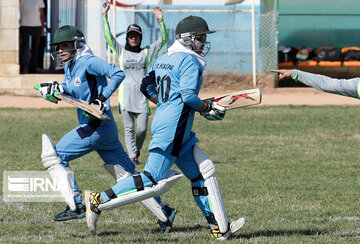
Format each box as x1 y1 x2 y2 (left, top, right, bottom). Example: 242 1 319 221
39 81 64 104
90 94 107 113
200 102 226 121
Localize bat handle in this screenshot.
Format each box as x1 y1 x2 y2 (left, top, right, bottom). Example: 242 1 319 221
33 84 41 90
34 84 61 95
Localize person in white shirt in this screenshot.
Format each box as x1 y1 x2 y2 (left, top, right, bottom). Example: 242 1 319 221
19 0 45 74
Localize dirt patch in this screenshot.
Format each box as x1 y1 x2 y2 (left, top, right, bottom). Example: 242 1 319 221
1 74 359 108
202 73 275 92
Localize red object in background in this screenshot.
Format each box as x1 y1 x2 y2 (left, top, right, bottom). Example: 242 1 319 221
109 0 140 8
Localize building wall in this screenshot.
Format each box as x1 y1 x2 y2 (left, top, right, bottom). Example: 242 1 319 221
0 0 19 75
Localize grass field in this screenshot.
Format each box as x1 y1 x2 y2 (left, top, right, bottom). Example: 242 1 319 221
1 106 360 243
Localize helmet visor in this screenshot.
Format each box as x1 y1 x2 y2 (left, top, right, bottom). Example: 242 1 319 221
50 42 76 62
195 34 207 43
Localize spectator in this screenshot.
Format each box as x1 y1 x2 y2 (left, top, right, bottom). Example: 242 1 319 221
19 0 45 74
102 1 168 164
36 0 48 73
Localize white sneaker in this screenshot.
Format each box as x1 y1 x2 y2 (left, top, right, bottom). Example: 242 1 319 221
213 217 246 241
229 217 246 235
85 190 101 234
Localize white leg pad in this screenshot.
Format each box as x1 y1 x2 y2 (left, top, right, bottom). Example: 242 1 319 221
104 163 167 222
98 170 183 211
193 144 229 233
65 167 80 197
104 163 132 182
41 134 76 211
140 198 167 222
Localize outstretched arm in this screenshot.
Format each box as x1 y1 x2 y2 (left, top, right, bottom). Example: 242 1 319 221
102 1 123 59
146 7 168 62
271 69 360 99
270 69 292 80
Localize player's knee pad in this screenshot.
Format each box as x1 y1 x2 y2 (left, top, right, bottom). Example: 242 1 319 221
193 144 229 233
104 163 132 182
41 134 76 210
98 170 183 211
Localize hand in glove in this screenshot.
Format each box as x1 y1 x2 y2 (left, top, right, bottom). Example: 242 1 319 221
38 81 64 104
200 102 226 121
89 94 107 113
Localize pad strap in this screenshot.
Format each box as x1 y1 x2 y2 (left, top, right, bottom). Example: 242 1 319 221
191 174 204 183
144 171 158 185
192 186 208 196
133 174 144 191
105 188 117 199
206 213 217 225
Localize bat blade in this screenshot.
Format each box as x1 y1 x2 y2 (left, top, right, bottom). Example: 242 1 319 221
204 88 262 110
34 84 111 121
57 94 111 121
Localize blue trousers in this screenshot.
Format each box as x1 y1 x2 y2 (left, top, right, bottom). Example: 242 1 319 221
56 123 134 204
101 144 213 219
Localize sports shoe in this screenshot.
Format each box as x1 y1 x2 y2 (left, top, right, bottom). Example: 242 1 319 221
131 151 140 165
53 203 86 221
210 218 246 240
85 191 101 234
158 207 177 233
131 157 139 165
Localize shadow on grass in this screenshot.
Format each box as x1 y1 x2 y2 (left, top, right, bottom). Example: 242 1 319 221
76 231 182 243
153 224 205 233
234 229 327 239
97 231 121 236
72 231 121 239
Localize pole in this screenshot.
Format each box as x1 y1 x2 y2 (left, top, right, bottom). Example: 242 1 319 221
251 0 257 87
112 1 116 64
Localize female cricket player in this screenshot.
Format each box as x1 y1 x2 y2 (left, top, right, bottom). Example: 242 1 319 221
38 26 176 231
85 16 246 240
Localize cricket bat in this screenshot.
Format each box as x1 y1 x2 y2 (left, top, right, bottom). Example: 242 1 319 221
34 84 111 121
203 88 262 110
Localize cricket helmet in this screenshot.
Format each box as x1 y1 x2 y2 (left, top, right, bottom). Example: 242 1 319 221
50 25 85 63
50 25 85 46
175 15 215 38
175 16 215 57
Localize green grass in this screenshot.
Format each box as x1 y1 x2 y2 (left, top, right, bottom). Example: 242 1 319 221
1 106 360 243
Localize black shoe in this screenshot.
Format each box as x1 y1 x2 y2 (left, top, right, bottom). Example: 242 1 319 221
54 203 86 221
158 205 177 233
131 157 139 165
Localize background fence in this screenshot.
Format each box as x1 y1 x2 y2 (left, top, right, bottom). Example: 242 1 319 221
109 5 278 75
48 1 278 84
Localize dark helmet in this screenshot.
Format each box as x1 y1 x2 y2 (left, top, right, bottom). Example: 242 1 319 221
50 25 84 46
175 16 215 57
175 15 215 39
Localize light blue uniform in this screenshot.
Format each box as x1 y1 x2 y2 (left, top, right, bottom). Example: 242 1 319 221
100 51 215 221
55 53 135 204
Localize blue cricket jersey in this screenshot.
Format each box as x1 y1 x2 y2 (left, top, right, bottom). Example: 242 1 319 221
62 55 125 125
142 52 205 156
